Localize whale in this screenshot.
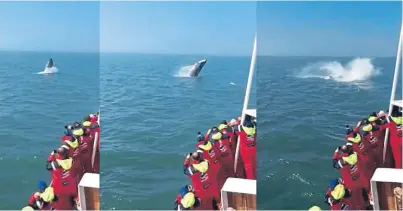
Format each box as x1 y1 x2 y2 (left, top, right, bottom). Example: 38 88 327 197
189 59 207 77
47 58 54 68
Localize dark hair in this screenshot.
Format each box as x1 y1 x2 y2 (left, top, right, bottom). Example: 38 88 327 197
392 105 402 117
340 145 353 155
83 115 91 121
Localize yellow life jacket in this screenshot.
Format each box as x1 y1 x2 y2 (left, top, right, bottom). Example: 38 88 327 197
211 132 222 141
392 116 403 125
82 121 91 127
368 116 377 122
218 124 228 131
65 138 79 149
181 193 196 209
22 206 34 211
56 158 73 170
198 141 212 151
242 125 256 136
308 206 322 211
40 187 55 203
73 128 84 136
192 160 209 173
342 152 358 165
331 184 345 200
362 124 373 132
347 134 361 144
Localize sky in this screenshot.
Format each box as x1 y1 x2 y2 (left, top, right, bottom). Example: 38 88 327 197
100 2 256 56
0 2 99 52
258 1 402 57
1 2 398 57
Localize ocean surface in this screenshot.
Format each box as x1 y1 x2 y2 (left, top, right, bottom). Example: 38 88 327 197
257 56 402 209
0 51 99 209
100 53 256 209
4 52 396 210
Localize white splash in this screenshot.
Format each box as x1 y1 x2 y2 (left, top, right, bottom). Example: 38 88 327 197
174 65 193 78
297 57 380 82
37 66 58 75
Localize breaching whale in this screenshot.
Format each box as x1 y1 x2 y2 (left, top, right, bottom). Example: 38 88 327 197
47 58 54 68
189 59 207 77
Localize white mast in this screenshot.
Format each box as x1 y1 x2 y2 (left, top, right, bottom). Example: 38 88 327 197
234 33 257 171
382 17 403 163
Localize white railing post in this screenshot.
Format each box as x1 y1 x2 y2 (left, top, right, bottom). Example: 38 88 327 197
382 18 403 163
234 33 257 172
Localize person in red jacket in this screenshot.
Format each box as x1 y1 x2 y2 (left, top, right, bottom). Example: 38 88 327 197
388 107 402 169
232 120 256 180
61 128 83 182
209 129 235 188
89 113 98 123
183 152 220 210
173 185 202 210
83 114 99 130
62 125 74 142
365 112 389 167
365 110 402 168
27 181 55 210
344 130 375 177
223 119 246 178
61 130 80 158
46 147 77 210
28 192 42 210
332 145 369 209
196 132 221 186
88 118 100 147
325 178 354 210
218 120 236 154
79 128 95 174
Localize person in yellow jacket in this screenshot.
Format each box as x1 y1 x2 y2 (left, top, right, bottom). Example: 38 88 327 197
21 206 34 211
45 147 77 210
174 192 201 210
27 181 57 210
83 113 99 128
308 206 321 211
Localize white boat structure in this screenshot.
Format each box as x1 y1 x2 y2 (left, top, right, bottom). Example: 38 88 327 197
221 34 257 210
370 16 403 211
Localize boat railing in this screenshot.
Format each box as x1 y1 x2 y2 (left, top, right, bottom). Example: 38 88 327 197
371 12 403 211
382 15 403 163
221 33 257 211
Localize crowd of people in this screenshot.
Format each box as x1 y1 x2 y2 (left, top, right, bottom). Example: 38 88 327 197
22 113 100 211
173 115 257 210
309 107 402 211
18 107 400 211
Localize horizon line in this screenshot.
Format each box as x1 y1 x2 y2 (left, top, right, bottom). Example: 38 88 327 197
0 49 395 58
0 49 250 57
